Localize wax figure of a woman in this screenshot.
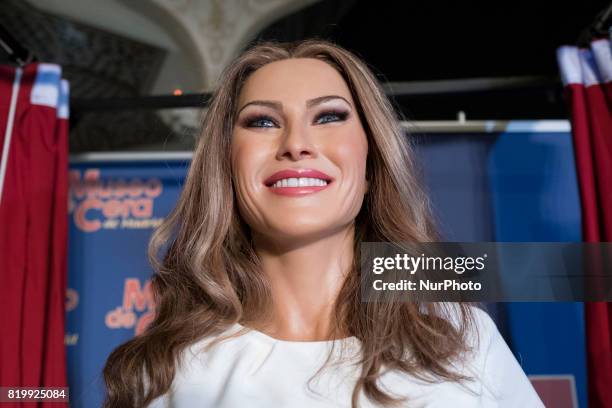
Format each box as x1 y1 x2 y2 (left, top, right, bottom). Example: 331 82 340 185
103 39 544 408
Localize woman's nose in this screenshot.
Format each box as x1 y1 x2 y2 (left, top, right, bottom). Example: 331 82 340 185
276 122 317 161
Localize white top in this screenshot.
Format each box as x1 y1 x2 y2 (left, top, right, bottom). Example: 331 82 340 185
147 306 544 407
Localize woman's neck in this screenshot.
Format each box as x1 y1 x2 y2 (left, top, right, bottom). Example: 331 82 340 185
251 224 355 341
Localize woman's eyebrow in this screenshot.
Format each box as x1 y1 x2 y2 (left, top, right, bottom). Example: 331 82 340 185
237 95 352 114
306 95 352 108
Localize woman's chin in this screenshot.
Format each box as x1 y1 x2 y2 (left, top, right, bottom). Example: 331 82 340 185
261 222 343 245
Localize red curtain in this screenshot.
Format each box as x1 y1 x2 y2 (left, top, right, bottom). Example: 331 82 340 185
558 39 612 407
0 63 69 407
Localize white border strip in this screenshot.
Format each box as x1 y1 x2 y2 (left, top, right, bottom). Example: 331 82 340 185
69 151 194 163
0 68 23 205
404 120 571 133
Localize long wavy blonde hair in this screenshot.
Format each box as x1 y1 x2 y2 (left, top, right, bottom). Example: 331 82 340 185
103 39 475 408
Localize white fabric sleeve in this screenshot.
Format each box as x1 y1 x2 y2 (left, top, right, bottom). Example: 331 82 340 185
472 307 545 407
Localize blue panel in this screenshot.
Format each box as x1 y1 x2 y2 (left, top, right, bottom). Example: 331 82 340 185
413 133 496 242
488 130 586 408
488 131 582 242
65 159 189 408
413 132 506 332
414 127 586 407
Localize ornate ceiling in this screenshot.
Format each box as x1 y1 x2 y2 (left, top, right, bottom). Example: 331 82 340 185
0 0 320 151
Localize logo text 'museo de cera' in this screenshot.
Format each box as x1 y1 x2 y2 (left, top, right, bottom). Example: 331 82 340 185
69 169 163 232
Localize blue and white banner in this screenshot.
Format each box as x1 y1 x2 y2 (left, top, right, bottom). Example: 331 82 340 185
65 156 189 408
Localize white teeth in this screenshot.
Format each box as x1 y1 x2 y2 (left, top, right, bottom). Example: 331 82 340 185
271 177 329 188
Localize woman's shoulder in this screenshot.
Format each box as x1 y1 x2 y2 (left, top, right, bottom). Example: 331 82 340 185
458 304 544 407
145 323 252 407
379 304 543 407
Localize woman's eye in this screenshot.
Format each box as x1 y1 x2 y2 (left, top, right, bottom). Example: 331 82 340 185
243 111 348 127
246 116 278 128
315 111 348 124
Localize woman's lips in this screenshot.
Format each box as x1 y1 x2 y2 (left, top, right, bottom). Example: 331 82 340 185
263 169 333 196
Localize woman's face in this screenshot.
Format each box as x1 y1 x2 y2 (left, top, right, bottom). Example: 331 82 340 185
231 57 368 244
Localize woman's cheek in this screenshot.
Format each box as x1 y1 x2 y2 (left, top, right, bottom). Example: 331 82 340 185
324 155 367 218
231 140 256 221
326 129 368 174
231 139 273 229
